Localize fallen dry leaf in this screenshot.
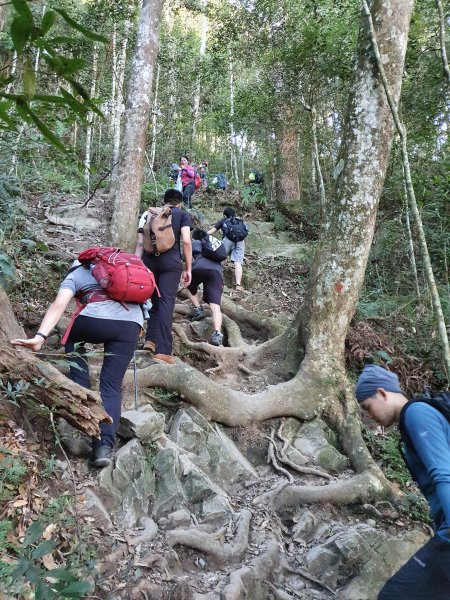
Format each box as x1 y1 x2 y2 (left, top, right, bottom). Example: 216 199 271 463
42 553 59 570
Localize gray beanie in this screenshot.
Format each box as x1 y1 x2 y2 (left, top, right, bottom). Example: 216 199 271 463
355 365 402 403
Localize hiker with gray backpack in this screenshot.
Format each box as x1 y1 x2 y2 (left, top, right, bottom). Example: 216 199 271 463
185 228 227 346
207 207 248 292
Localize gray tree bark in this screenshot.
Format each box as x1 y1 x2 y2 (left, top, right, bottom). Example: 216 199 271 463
274 102 301 211
109 0 164 250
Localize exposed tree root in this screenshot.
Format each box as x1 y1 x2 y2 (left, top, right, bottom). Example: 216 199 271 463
126 360 319 425
172 323 245 360
220 296 287 340
266 428 294 483
252 481 291 508
272 472 386 512
167 509 252 564
221 536 281 600
284 565 336 595
271 422 333 480
222 314 247 347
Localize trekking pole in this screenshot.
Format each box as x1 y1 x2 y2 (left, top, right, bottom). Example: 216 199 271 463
133 350 138 410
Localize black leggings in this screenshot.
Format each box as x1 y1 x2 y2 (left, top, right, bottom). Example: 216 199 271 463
182 181 195 208
65 316 140 448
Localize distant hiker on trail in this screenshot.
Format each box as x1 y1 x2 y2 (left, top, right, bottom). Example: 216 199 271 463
135 188 192 365
212 172 227 190
198 161 208 188
179 155 196 208
356 364 450 600
247 169 264 185
10 254 147 468
185 228 226 346
208 207 248 292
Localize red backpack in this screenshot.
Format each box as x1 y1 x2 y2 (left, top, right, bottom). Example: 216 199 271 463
194 172 202 190
78 247 157 303
61 247 157 345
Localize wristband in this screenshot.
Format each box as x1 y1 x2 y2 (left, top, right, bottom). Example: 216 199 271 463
36 332 47 341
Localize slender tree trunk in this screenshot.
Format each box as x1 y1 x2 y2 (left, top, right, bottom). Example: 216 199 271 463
191 0 208 146
403 182 421 300
275 102 300 211
84 45 98 190
71 121 78 150
111 9 132 182
6 52 17 94
228 47 239 185
362 0 450 381
435 0 450 85
110 23 117 134
311 107 326 214
149 62 160 170
110 0 164 250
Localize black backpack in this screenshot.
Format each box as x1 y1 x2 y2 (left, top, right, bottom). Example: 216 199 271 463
200 235 227 262
222 217 249 242
398 392 450 451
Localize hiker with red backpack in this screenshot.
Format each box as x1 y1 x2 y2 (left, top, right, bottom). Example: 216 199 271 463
178 155 200 209
208 207 248 292
135 188 192 364
356 364 450 599
10 248 156 468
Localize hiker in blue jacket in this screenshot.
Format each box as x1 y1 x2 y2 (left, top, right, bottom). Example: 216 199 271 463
356 364 450 599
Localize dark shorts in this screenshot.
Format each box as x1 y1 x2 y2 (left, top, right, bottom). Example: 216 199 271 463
378 534 450 599
188 268 223 305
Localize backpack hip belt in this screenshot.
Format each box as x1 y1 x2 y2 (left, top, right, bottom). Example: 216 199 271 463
60 290 109 346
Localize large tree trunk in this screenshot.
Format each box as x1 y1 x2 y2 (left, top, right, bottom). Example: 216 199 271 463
109 0 164 250
0 288 110 438
139 0 413 504
298 0 413 363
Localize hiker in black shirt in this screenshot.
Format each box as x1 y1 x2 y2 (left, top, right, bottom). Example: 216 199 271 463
135 189 192 364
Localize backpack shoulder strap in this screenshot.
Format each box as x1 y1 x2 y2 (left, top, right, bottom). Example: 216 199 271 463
398 395 450 450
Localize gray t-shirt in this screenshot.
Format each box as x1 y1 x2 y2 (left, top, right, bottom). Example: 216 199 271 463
191 240 223 277
60 266 144 326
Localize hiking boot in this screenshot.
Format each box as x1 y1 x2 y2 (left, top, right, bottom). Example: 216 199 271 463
90 444 112 468
153 353 176 365
190 306 206 321
234 285 244 292
143 340 156 353
210 331 224 346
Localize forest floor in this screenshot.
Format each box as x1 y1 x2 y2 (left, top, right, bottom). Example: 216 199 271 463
1 186 433 599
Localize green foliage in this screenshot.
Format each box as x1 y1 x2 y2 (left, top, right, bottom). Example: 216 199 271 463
362 425 430 523
0 453 28 505
0 521 92 599
0 1 108 151
0 520 14 554
267 208 287 232
0 378 33 407
140 173 172 209
0 251 17 291
42 495 75 527
239 184 267 210
40 455 62 479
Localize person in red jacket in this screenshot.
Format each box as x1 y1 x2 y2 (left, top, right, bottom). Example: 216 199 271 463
179 155 196 208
